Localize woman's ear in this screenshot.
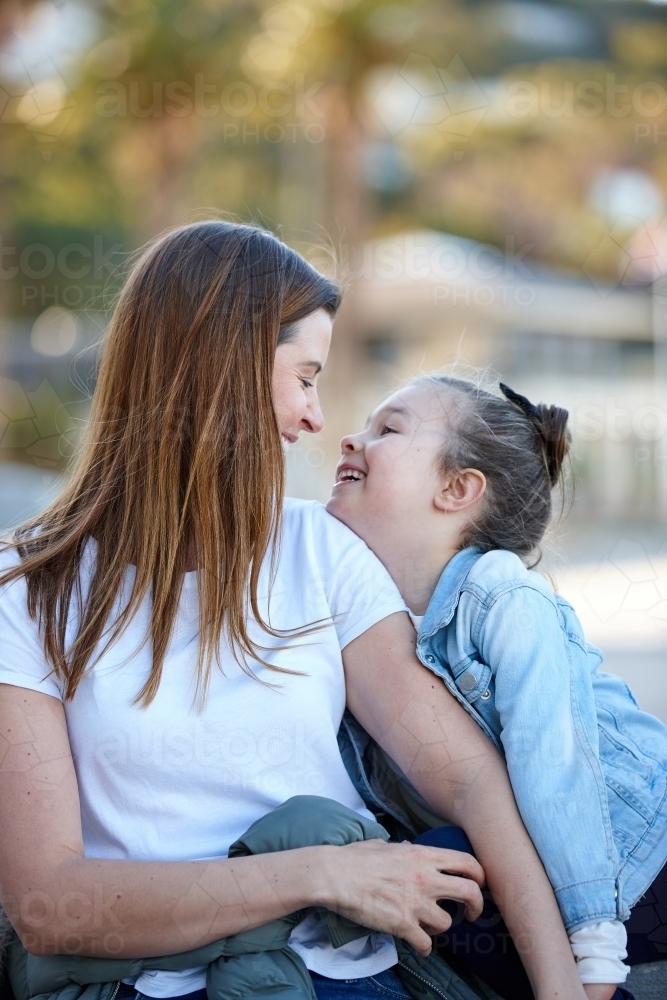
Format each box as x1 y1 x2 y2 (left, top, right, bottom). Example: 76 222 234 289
434 468 486 514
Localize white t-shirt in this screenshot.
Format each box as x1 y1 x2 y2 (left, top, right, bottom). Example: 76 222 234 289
0 499 407 997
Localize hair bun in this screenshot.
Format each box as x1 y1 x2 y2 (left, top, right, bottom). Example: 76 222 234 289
499 383 570 487
535 403 571 486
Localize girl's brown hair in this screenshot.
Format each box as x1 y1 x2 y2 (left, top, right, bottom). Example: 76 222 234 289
412 374 571 561
0 221 341 705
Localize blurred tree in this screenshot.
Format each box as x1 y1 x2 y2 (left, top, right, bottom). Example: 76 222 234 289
0 0 666 303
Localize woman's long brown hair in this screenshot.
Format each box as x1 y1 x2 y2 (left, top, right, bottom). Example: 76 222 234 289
0 222 341 706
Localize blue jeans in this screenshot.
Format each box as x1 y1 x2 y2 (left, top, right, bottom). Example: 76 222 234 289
309 968 411 999
115 972 410 1000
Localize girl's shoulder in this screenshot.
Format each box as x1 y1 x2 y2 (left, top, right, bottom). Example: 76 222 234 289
425 547 556 634
463 548 555 603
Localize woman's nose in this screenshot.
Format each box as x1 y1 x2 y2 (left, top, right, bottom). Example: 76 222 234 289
302 399 324 434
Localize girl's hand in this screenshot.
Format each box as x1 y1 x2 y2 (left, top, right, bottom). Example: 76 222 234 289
317 838 485 957
583 985 618 1000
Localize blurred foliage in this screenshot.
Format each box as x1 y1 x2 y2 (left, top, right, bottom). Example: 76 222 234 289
0 0 666 322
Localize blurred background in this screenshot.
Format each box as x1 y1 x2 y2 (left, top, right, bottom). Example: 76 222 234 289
0 0 666 715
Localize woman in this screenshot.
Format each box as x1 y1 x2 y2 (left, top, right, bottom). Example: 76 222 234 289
0 222 587 1000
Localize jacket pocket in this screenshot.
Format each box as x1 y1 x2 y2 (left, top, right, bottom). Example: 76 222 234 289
452 659 493 705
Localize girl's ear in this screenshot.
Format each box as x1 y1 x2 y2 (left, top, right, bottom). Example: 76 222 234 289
434 468 486 514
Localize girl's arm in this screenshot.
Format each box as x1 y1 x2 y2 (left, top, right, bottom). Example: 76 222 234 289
343 611 588 1000
474 584 619 925
0 682 483 959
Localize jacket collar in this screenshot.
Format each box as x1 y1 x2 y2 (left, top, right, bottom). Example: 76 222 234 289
420 547 482 638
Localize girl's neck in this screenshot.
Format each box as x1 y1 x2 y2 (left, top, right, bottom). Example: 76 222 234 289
379 539 460 616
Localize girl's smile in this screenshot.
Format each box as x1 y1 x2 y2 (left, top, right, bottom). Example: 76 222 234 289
329 388 450 530
327 382 487 615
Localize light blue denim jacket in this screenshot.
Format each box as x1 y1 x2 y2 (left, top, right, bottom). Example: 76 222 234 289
339 547 667 934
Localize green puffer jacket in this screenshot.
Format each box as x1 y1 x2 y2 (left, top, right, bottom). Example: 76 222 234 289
7 796 504 1000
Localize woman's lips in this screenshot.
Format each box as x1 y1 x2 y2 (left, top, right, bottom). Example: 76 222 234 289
281 432 298 445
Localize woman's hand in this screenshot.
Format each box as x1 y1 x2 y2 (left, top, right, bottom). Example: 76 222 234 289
317 837 485 957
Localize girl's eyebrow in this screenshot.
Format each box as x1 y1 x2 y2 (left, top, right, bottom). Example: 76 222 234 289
383 404 409 418
365 403 410 429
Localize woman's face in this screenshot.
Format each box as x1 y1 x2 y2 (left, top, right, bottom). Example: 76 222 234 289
272 308 333 445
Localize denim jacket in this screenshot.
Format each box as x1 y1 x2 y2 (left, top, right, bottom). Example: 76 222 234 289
340 547 667 934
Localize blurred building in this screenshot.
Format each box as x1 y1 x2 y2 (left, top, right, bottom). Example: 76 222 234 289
289 229 667 528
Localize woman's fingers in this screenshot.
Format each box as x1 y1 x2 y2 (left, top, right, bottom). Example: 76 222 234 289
408 845 485 921
402 923 436 957
419 906 453 937
435 872 484 922
400 924 433 958
418 845 486 887
327 839 488 950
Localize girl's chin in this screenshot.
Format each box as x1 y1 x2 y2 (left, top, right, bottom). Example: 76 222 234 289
326 495 350 519
325 496 365 532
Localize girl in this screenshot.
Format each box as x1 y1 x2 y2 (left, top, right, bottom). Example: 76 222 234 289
327 372 667 1000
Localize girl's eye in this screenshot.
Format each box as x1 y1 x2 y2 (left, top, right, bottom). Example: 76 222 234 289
301 379 314 389
380 425 396 435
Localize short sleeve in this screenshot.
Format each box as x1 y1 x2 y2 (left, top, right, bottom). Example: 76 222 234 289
304 502 408 649
0 552 63 700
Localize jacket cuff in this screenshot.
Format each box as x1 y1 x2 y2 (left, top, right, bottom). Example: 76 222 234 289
554 879 621 932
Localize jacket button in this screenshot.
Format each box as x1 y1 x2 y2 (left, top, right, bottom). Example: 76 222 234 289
425 654 435 663
459 672 477 692
480 689 491 700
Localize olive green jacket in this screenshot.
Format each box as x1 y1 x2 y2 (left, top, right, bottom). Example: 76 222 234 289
7 796 503 1000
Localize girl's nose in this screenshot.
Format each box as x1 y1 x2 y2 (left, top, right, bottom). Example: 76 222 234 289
340 433 362 454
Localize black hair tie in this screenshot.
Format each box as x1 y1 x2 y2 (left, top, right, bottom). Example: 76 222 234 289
499 382 542 423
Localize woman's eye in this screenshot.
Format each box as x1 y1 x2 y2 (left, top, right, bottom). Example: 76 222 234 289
301 379 314 389
380 425 396 435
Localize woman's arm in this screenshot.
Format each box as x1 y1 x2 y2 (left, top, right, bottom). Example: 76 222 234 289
0 683 483 959
343 612 588 1000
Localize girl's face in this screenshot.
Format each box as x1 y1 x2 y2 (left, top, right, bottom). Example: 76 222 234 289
272 308 332 445
326 384 450 543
